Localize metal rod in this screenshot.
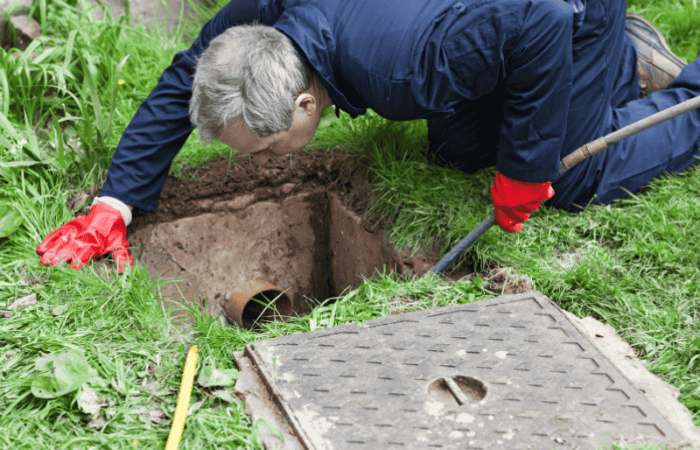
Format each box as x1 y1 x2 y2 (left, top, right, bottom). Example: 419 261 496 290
444 377 471 406
428 212 496 274
428 94 700 275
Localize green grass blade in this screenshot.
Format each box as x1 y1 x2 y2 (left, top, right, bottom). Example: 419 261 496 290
39 0 47 36
123 0 131 24
74 0 97 24
104 54 129 148
22 111 44 163
75 51 101 151
17 35 42 64
50 109 66 173
0 133 14 151
54 86 93 154
30 40 59 65
0 67 8 118
0 110 22 141
0 161 41 168
77 52 102 130
63 30 77 69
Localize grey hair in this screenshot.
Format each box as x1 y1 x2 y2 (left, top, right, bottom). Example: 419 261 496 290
189 24 313 141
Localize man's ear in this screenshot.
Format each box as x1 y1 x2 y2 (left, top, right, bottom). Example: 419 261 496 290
294 93 316 114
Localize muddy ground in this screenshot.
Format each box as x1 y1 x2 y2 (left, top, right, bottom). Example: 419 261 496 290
130 149 368 227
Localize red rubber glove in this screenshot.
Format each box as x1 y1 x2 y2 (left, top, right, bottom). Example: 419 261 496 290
490 172 555 233
36 203 132 271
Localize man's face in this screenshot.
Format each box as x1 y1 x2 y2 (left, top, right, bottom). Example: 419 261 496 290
216 93 322 166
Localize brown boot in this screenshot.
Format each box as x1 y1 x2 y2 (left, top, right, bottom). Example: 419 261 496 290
624 13 687 96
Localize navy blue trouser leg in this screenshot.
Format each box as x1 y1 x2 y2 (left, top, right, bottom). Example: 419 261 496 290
550 59 700 211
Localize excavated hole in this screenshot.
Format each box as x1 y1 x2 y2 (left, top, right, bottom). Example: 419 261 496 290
129 189 390 325
119 150 529 326
125 149 478 326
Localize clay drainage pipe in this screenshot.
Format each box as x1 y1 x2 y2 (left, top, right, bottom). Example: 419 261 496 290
222 279 292 329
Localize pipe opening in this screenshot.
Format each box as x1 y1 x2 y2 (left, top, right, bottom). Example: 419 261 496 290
239 289 292 329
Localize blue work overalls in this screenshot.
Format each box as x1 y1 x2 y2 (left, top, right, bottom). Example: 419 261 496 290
101 0 700 212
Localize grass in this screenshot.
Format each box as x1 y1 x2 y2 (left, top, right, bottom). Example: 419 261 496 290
0 0 698 448
628 0 700 62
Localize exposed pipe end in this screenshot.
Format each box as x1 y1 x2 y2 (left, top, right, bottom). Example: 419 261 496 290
222 279 292 329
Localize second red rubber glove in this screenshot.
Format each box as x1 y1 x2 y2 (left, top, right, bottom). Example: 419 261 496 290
490 172 555 233
36 203 132 271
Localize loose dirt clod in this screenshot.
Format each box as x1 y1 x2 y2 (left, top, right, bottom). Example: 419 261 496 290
481 267 533 295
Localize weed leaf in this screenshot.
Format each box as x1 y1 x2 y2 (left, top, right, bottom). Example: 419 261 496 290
31 375 60 399
86 366 109 389
0 206 23 238
31 350 90 398
197 366 238 388
211 389 235 403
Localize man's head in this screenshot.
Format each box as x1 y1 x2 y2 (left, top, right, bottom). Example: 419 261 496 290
190 24 331 165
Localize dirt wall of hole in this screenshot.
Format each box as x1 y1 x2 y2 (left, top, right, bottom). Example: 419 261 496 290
129 179 447 325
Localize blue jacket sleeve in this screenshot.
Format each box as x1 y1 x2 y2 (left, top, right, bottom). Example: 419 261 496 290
496 0 574 182
101 0 259 211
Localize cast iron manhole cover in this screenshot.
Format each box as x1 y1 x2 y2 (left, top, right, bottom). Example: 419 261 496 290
233 292 685 449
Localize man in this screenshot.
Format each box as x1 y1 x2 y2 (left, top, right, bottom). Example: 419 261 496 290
37 0 700 271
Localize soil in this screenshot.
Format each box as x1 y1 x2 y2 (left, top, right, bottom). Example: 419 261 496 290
129 148 359 226
125 147 481 277
128 147 476 276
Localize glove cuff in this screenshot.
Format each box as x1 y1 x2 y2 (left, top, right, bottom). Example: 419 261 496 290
92 196 132 226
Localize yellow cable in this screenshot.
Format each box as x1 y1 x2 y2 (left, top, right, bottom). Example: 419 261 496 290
166 345 199 450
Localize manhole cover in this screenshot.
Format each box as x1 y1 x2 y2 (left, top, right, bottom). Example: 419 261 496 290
233 292 685 449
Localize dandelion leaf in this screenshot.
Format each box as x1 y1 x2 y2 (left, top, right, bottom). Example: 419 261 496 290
0 206 22 238
31 350 90 398
197 366 238 387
